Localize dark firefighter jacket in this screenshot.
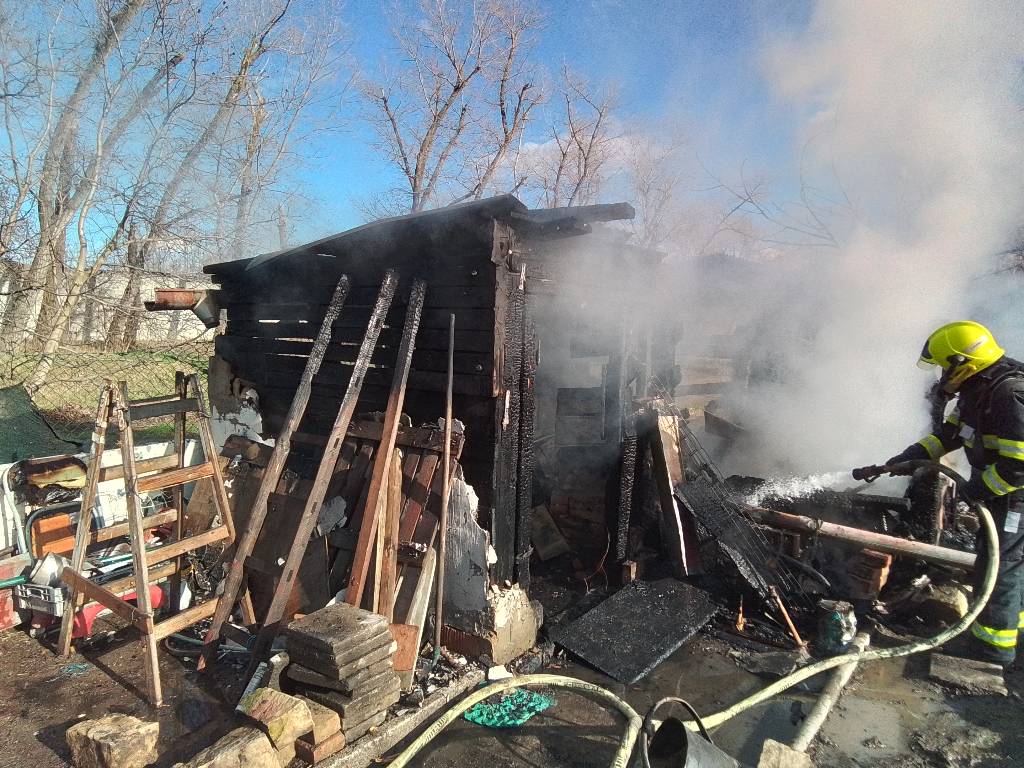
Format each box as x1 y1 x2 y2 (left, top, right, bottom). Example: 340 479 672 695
893 356 1024 505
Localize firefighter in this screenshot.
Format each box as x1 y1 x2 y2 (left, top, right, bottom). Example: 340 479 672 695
855 321 1024 668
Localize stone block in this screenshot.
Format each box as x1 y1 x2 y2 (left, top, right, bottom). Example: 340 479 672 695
286 657 392 692
757 739 814 768
66 713 158 768
285 604 388 656
237 687 314 756
295 696 341 743
286 637 396 676
182 726 278 768
341 710 387 743
929 653 1007 696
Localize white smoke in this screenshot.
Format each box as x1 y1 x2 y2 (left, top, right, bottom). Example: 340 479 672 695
722 1 1024 477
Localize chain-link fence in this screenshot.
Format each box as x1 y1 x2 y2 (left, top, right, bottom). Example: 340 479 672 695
0 339 213 445
0 265 215 448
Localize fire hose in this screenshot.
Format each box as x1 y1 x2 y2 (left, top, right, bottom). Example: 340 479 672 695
388 461 999 766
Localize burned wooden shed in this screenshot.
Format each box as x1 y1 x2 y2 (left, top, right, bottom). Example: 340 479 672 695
203 195 676 593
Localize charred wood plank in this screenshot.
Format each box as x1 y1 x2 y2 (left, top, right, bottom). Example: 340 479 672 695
200 275 351 669
347 280 427 608
244 272 399 671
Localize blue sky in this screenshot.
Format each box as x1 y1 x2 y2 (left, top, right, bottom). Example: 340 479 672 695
293 0 813 240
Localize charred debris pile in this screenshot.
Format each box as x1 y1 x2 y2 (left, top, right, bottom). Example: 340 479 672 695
0 194 988 766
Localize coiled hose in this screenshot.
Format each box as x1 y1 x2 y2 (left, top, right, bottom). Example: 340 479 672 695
388 674 643 768
388 461 998 766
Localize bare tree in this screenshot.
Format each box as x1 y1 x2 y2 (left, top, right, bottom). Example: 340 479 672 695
526 68 617 209
363 0 540 213
622 127 689 250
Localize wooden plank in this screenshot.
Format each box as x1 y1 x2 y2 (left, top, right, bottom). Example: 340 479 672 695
91 509 178 544
112 382 161 705
97 453 178 483
649 409 701 576
145 525 231 566
60 567 152 632
128 397 198 421
243 273 400 673
293 420 461 454
58 386 113 656
99 561 177 596
169 372 188 616
223 302 494 331
347 280 427 608
216 335 493 376
136 461 214 493
152 599 218 640
190 372 241 546
223 322 495 353
379 449 403 621
398 453 438 542
200 275 355 670
253 362 494 398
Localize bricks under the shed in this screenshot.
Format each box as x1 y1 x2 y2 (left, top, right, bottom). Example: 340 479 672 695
287 657 393 693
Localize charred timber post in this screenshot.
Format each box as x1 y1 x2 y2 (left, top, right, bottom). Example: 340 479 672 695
747 506 976 570
244 272 399 673
200 275 352 670
434 313 455 656
514 310 537 589
347 279 427 607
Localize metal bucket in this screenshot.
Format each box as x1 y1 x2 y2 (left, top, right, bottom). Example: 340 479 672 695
646 716 741 768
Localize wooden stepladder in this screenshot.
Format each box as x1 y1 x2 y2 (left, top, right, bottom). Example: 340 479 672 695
57 373 237 706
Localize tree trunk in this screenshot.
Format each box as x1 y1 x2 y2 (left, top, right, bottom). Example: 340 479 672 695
105 227 140 351
24 265 92 393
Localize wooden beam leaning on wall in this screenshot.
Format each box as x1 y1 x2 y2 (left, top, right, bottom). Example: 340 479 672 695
648 403 702 576
347 279 427 608
243 273 401 674
200 274 354 670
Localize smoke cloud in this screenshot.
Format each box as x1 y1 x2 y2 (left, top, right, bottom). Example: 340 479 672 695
718 0 1024 478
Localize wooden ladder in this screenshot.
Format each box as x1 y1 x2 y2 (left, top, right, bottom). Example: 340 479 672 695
57 373 236 706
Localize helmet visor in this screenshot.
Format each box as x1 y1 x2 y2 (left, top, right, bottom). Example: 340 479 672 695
917 358 938 370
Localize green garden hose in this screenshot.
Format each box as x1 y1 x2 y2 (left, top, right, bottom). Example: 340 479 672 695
388 674 643 768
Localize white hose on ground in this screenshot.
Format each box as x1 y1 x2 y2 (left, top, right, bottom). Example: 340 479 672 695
790 631 870 752
387 674 643 768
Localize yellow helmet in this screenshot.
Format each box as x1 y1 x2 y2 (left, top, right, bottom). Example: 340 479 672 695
918 320 1005 391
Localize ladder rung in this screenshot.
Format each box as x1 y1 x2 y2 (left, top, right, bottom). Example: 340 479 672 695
95 561 177 596
61 567 153 633
137 462 214 493
98 454 179 483
152 599 219 640
129 397 199 421
145 526 230 566
91 509 178 544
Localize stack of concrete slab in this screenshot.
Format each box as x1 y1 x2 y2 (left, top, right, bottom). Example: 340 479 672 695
285 603 400 744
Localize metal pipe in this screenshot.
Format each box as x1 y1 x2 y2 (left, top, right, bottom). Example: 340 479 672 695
433 313 455 657
746 505 975 570
144 289 219 328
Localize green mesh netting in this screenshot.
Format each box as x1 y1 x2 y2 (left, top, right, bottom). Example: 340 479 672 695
463 688 555 728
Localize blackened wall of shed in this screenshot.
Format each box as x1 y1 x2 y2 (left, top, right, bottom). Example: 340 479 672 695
207 213 510 506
